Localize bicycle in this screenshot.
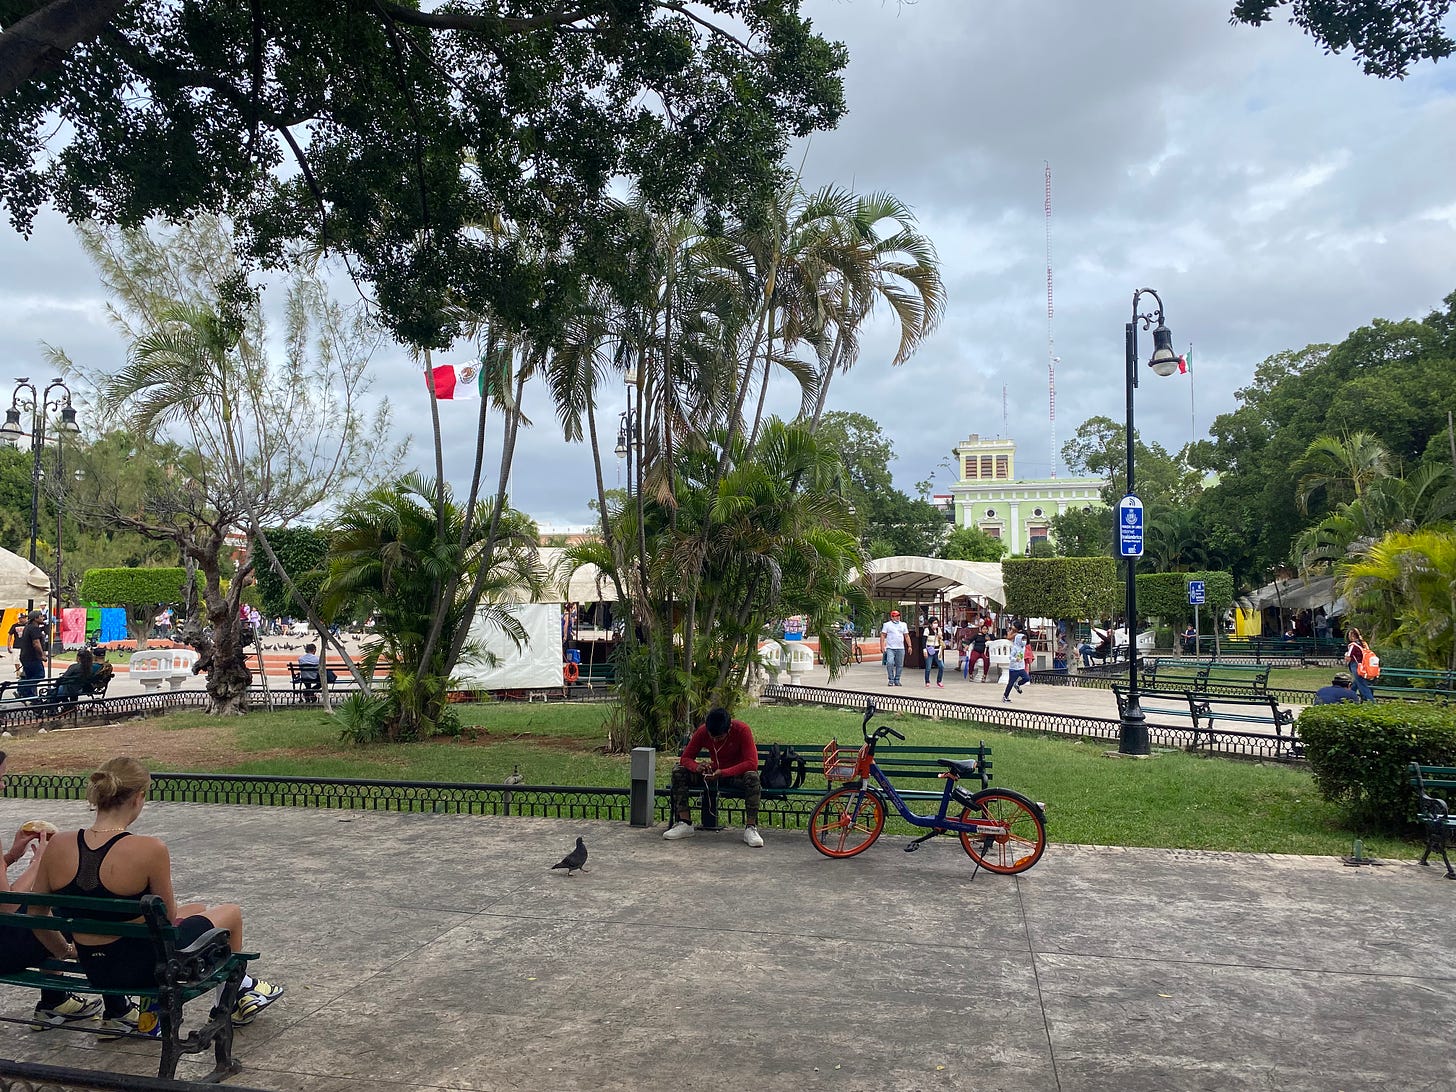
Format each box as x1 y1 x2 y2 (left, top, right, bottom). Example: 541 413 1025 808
807 701 1047 875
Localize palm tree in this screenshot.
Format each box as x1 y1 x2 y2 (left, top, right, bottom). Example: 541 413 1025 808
1296 462 1456 571
1143 508 1210 572
1296 432 1392 514
807 190 945 428
325 472 542 739
1339 528 1456 670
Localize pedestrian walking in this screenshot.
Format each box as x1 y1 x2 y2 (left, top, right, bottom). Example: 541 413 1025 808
1344 628 1376 702
880 610 909 686
1002 624 1030 703
922 618 944 688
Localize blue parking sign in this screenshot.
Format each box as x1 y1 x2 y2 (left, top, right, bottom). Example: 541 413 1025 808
1118 495 1143 558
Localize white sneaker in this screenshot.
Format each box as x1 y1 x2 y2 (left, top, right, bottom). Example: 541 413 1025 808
742 826 764 848
663 821 696 840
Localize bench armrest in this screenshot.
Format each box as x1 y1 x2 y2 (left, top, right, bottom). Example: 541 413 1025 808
171 927 237 983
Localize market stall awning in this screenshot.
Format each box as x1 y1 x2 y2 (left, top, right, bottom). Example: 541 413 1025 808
0 546 50 606
853 556 1005 605
1242 574 1347 615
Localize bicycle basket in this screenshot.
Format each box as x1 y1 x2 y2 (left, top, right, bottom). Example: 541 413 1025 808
822 739 857 782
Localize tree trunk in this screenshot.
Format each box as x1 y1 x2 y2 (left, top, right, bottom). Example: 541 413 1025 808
189 539 252 715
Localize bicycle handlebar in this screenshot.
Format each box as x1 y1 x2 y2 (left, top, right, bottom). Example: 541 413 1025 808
859 701 904 744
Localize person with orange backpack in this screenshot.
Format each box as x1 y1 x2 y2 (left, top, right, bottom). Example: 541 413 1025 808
1344 627 1377 702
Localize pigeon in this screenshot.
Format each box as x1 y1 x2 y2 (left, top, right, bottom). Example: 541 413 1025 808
502 764 525 810
551 837 588 876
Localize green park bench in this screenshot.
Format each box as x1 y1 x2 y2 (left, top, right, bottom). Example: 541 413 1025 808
0 891 255 1082
663 741 992 828
1370 668 1456 703
1409 763 1456 879
1143 659 1271 695
1112 685 1298 756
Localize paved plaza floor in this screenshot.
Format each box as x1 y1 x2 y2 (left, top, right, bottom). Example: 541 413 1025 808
0 796 1452 1091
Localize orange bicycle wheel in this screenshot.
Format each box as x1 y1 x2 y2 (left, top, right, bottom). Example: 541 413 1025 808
958 789 1046 875
808 786 886 858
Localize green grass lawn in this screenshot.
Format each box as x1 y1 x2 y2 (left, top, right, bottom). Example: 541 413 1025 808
122 700 1420 861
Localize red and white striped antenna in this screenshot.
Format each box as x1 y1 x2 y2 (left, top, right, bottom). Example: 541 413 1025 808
1045 162 1057 478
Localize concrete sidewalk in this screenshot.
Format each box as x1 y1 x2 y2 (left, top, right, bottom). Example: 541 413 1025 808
1 798 1451 1091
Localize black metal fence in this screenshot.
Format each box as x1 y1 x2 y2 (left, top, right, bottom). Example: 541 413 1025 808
762 682 1299 761
6 772 631 822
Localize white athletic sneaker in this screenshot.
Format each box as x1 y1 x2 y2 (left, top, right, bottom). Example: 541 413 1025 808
742 826 764 848
662 821 696 840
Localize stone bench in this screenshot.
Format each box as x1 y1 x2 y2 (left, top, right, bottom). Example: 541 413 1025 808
129 648 198 690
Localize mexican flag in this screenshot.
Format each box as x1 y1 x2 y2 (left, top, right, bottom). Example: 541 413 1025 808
1178 349 1190 375
429 361 486 400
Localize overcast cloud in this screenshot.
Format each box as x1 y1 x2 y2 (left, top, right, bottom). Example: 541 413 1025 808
2 0 1454 531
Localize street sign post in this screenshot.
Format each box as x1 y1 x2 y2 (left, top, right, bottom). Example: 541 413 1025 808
1117 495 1144 558
1188 580 1205 657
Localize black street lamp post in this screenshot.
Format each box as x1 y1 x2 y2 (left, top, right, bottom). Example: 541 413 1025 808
0 378 80 674
1119 289 1180 756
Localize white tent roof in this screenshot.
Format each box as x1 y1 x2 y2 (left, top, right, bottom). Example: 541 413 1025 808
535 546 619 603
0 546 50 606
853 556 1005 605
1244 574 1347 615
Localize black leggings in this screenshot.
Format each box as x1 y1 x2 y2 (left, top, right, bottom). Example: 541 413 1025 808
0 925 66 1009
78 915 212 1017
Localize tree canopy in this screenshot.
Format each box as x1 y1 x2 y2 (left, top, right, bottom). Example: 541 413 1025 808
0 1 848 349
1229 0 1454 78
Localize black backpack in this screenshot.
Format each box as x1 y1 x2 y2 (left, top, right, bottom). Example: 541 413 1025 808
760 743 806 799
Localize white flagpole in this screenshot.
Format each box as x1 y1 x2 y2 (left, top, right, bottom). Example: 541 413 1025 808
1188 342 1196 442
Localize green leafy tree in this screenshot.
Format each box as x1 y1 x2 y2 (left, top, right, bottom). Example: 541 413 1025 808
567 418 867 750
939 526 1007 563
813 410 945 556
1295 432 1392 514
251 527 330 622
68 218 391 714
0 2 847 352
1061 415 1203 512
1051 505 1111 557
1229 1 1454 77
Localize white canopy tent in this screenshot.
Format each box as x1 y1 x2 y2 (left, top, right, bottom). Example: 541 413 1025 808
855 556 1005 606
0 546 50 606
1243 574 1348 616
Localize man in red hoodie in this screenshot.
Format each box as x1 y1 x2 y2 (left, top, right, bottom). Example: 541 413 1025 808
663 707 763 847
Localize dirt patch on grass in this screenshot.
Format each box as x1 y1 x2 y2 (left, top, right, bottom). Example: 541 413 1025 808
454 729 600 753
1 718 331 774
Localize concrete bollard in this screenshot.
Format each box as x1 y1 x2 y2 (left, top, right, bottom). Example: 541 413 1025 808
630 746 656 826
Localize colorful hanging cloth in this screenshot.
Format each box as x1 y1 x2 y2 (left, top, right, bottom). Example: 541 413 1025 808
61 607 87 649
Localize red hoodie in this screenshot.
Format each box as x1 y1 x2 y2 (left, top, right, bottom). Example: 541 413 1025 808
678 719 758 778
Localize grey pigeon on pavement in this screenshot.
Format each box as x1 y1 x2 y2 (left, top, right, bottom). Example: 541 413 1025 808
551 837 589 876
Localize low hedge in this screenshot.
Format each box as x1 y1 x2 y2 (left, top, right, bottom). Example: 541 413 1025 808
1298 702 1456 827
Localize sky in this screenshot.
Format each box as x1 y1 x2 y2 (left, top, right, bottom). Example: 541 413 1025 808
2 0 1455 532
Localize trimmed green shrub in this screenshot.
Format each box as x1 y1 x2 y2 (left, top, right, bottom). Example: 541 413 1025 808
1136 570 1234 622
79 567 195 642
1001 557 1118 620
1298 702 1456 827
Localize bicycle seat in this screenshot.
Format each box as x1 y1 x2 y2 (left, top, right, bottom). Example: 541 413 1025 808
936 758 981 779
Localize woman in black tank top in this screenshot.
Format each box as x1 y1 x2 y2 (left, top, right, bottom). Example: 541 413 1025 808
29 757 286 1033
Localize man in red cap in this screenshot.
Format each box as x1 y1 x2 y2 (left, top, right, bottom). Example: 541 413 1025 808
879 609 909 686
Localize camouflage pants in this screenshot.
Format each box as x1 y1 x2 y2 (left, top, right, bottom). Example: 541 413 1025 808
670 766 760 826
